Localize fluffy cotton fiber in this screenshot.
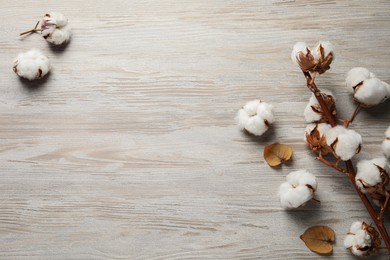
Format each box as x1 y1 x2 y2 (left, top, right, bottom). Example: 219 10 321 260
278 170 317 209
236 100 275 136
324 126 362 161
304 89 335 123
13 49 50 80
346 67 390 107
382 126 390 158
356 157 389 193
41 12 71 45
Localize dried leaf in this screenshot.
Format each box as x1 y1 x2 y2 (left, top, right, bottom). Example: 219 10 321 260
300 226 335 255
263 143 293 167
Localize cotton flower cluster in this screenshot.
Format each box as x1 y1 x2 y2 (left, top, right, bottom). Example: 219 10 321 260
382 126 390 158
13 49 50 80
344 221 381 257
304 89 336 123
356 157 389 206
291 41 334 74
346 67 390 107
278 170 317 209
305 124 362 161
236 100 275 136
41 12 72 45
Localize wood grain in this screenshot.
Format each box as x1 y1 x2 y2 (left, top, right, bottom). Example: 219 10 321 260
1 0 390 259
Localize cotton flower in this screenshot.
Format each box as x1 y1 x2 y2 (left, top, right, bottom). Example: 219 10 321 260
304 89 336 123
344 221 381 257
41 12 71 45
278 170 317 209
236 100 275 136
291 41 334 74
13 49 50 80
382 126 390 158
345 67 375 92
346 67 390 107
324 126 362 161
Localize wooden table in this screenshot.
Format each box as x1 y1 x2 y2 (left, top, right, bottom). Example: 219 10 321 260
1 1 390 259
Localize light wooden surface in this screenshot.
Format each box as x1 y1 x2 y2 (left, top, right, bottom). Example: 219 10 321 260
1 1 390 259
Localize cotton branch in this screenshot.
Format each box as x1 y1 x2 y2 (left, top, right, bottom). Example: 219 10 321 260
302 71 390 254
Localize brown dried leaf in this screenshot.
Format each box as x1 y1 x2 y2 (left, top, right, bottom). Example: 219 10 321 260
300 226 335 255
263 143 292 167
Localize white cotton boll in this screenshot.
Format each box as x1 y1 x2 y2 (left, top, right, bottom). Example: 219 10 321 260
41 12 71 45
350 221 363 234
236 100 274 136
356 157 389 191
278 170 317 209
325 126 362 161
291 42 308 65
354 78 390 106
286 170 317 190
345 67 375 92
13 49 50 80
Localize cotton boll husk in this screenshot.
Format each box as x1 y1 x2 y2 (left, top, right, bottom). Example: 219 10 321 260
345 67 375 92
354 78 390 106
325 126 362 161
356 157 389 190
286 170 317 190
291 42 308 65
13 49 50 80
304 123 331 141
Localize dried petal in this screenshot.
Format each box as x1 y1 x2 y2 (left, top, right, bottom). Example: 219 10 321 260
300 226 335 255
264 143 293 167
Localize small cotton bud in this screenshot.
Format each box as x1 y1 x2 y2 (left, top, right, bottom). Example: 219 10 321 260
236 100 275 136
313 41 335 62
353 77 390 107
13 49 50 80
344 221 381 257
345 67 375 92
291 42 309 66
382 126 390 158
304 89 336 123
278 170 317 209
41 12 71 45
325 126 362 161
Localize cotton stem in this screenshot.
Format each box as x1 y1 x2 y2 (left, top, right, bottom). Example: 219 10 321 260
20 21 41 36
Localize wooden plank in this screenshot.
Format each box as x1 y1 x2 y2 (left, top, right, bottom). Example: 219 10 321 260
0 0 390 259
